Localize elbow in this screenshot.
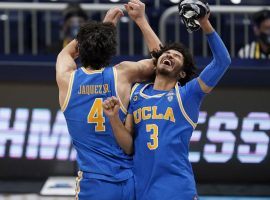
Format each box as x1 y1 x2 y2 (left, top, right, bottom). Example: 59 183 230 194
215 53 231 69
57 51 63 61
221 50 232 68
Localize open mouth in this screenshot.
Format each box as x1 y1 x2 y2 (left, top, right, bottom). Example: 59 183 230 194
161 58 174 68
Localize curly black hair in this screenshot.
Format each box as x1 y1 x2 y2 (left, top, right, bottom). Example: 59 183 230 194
76 21 117 69
151 43 197 85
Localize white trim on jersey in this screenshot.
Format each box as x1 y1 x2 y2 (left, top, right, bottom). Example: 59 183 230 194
61 70 75 112
112 67 128 114
139 83 166 99
175 84 197 129
75 171 83 200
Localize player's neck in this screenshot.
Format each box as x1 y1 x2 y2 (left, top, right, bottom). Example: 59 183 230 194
153 75 177 91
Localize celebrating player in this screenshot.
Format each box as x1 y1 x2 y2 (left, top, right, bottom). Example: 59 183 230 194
56 1 161 199
103 3 231 200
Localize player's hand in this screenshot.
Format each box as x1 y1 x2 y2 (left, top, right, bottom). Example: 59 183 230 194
102 96 120 118
124 0 145 23
197 12 210 26
197 12 214 34
103 7 124 26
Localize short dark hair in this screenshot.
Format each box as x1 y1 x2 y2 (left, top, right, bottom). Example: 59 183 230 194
63 3 88 22
76 21 117 69
151 43 197 85
253 9 270 27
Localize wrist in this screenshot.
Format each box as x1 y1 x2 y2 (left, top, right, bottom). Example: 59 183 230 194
200 20 214 34
135 17 148 27
108 115 120 122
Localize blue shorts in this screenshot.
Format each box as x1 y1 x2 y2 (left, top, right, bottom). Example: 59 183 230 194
75 171 135 200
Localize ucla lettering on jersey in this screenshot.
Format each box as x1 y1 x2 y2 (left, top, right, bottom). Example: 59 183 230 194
63 67 132 182
128 80 205 200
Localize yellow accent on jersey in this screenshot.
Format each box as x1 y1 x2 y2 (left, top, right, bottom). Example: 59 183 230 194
130 83 140 100
61 71 75 112
81 67 104 74
175 84 197 129
134 108 142 124
112 67 128 114
87 98 106 132
139 84 165 99
163 107 176 123
133 106 175 124
75 171 83 200
146 124 159 150
152 106 163 119
142 106 151 120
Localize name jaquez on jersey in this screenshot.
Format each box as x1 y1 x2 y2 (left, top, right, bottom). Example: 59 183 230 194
78 84 111 95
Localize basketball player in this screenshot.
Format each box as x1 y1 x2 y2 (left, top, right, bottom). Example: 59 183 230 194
103 11 231 200
56 1 161 199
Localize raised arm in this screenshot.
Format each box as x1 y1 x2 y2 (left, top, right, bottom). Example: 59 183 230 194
115 0 161 84
103 97 134 155
56 40 78 108
197 14 231 93
125 0 161 52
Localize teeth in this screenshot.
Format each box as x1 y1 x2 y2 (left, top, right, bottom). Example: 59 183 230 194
163 59 171 66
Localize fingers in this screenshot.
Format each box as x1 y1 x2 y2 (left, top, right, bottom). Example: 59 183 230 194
111 96 120 106
114 10 124 22
102 97 119 110
128 2 140 9
103 6 124 24
109 7 124 19
102 99 110 110
108 98 115 108
124 4 130 12
131 0 144 6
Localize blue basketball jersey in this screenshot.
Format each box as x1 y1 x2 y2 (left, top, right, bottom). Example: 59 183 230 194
63 67 133 182
128 79 205 200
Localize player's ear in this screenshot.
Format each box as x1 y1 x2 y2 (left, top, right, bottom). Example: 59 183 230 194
178 71 186 79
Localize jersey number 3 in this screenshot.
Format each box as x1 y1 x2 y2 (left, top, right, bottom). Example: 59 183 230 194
146 124 159 150
87 98 105 132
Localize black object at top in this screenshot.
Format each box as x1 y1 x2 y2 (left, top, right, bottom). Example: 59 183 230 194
253 9 270 27
178 0 210 33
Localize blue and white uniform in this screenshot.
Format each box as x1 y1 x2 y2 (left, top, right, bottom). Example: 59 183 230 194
63 67 134 200
128 31 231 200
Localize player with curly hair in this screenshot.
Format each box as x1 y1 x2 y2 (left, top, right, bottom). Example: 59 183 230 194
56 1 161 199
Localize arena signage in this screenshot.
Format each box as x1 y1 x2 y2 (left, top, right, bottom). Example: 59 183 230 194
1 108 269 164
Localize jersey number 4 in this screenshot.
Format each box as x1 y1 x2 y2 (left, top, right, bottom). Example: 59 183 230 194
87 98 105 132
146 124 159 150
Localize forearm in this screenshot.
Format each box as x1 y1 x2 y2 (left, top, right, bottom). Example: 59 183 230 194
136 18 161 52
200 20 229 63
56 40 78 74
108 116 134 155
199 30 231 87
200 20 214 34
60 39 79 59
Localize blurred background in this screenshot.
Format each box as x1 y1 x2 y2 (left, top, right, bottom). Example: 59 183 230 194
0 0 269 199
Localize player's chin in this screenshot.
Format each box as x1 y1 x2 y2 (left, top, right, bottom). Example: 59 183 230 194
157 68 170 76
158 65 174 74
